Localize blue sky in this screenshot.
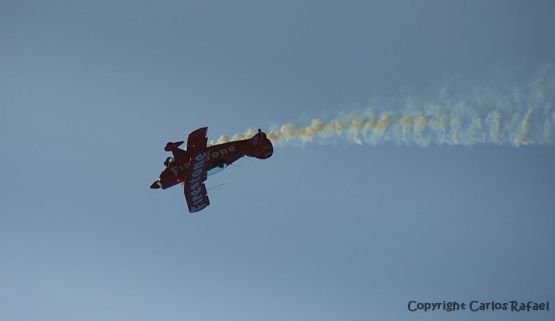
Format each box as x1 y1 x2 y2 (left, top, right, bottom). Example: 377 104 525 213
1 1 555 320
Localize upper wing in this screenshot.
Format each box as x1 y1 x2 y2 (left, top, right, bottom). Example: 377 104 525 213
187 127 208 152
183 149 210 213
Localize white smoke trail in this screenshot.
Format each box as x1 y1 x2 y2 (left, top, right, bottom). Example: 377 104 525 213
210 68 555 147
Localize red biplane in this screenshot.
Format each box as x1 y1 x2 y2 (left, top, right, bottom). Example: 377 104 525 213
150 127 273 213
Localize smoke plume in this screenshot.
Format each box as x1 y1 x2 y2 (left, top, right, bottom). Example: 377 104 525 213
210 68 555 147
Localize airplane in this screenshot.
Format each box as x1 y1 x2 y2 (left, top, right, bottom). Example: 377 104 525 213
150 127 273 213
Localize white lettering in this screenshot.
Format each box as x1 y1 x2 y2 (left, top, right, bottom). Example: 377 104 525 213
192 169 201 178
192 195 204 204
190 203 208 213
187 151 209 210
206 146 238 161
193 160 204 171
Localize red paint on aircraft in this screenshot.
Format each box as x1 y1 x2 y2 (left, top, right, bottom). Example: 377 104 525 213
150 127 273 213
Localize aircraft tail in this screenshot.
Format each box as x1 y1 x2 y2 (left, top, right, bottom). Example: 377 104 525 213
164 141 184 151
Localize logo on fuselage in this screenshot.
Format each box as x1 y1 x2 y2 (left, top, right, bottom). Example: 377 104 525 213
207 145 236 161
167 145 237 179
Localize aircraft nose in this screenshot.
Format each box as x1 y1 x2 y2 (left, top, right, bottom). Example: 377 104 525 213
150 181 162 189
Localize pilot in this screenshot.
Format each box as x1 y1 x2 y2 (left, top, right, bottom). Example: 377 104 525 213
164 157 175 168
